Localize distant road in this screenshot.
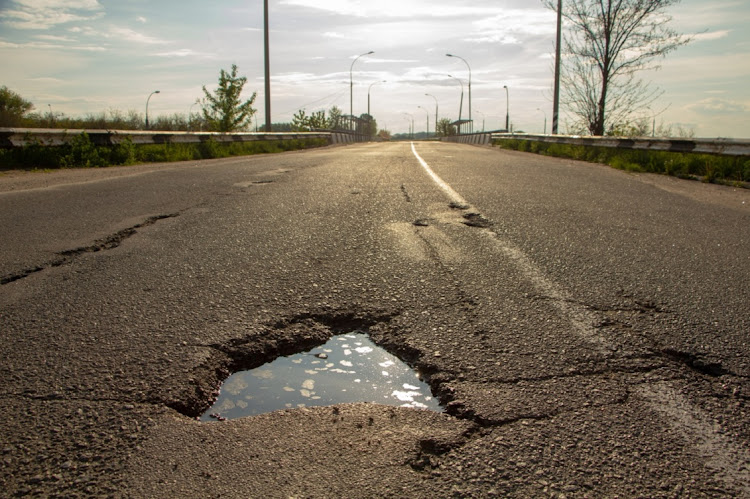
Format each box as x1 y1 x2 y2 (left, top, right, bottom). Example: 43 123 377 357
1 142 748 496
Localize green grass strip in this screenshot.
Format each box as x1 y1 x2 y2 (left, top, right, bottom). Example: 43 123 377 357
493 138 750 187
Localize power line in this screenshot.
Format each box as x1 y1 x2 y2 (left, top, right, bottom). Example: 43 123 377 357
277 89 348 117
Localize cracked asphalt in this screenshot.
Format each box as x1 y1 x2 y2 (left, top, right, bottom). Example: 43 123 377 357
1 141 748 497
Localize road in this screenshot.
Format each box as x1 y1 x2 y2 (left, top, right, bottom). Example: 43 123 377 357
1 141 748 497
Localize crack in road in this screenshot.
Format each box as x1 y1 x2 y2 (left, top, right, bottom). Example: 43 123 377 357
410 142 750 494
0 213 180 286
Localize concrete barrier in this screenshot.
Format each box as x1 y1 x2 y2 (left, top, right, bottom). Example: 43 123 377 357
490 133 750 157
0 128 361 148
441 133 492 145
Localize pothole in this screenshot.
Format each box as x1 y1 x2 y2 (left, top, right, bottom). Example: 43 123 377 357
462 212 492 228
201 332 442 421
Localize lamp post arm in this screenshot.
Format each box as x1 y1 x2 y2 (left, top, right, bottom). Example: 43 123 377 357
350 51 374 120
145 90 160 129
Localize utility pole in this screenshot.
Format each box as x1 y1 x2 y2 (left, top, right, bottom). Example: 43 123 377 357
552 0 562 134
263 0 272 132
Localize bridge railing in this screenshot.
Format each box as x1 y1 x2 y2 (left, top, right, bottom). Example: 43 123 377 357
441 132 750 157
0 128 362 148
490 133 750 157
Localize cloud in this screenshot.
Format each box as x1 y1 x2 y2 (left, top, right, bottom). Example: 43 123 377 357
0 39 106 51
279 0 534 20
0 0 103 29
153 48 214 59
464 34 520 45
107 26 168 45
34 34 76 42
692 30 731 42
136 16 147 24
323 32 344 39
688 98 749 115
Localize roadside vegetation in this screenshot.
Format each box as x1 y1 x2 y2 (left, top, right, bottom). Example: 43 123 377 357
493 138 750 186
0 64 357 170
0 133 328 170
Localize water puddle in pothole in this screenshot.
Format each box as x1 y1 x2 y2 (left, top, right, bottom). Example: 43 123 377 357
201 332 442 421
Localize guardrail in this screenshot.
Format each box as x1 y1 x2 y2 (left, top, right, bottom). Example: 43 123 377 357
441 133 493 145
489 133 750 157
0 128 362 148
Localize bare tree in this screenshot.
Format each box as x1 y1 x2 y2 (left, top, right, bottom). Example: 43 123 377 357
545 0 690 135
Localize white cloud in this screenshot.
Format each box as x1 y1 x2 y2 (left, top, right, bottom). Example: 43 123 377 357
0 39 105 51
465 34 520 45
323 32 344 39
136 16 147 24
153 49 214 59
279 0 535 20
34 34 76 42
107 26 168 45
692 30 731 42
688 98 749 115
0 0 103 29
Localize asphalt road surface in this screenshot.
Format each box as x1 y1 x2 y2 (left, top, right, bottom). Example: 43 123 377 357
1 141 748 497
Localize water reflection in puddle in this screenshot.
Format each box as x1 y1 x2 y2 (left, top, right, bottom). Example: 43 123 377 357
201 333 441 421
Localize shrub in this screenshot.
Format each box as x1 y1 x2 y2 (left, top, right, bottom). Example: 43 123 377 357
110 137 137 165
60 132 107 167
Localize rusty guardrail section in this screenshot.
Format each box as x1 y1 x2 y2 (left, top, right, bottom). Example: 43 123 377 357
489 133 750 157
0 128 360 148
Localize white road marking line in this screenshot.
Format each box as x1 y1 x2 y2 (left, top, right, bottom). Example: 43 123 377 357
411 141 750 492
410 142 470 208
411 141 611 353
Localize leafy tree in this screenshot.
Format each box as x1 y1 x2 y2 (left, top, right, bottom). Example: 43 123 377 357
357 113 378 137
436 118 457 137
376 129 391 140
308 110 328 130
328 106 344 130
291 109 309 131
0 86 34 126
201 64 257 132
544 0 690 135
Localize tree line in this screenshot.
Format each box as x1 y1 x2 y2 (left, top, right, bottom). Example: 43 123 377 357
1 64 382 137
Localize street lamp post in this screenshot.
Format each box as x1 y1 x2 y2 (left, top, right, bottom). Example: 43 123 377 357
503 85 510 132
368 80 385 116
402 113 414 139
264 0 272 131
350 51 374 127
189 100 198 131
537 108 548 134
145 90 160 129
553 0 562 134
417 105 429 135
473 109 485 132
447 54 471 133
447 74 464 132
425 93 438 136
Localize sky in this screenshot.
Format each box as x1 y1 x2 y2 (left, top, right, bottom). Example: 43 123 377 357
1 0 748 138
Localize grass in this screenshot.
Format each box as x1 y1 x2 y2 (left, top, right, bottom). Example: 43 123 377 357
493 138 750 187
0 133 330 170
